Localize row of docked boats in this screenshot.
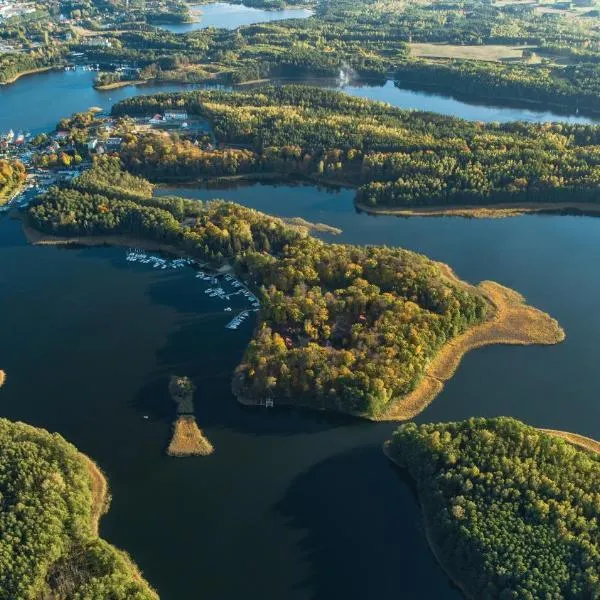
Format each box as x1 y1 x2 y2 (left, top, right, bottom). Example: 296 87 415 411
126 249 193 270
124 250 260 328
226 310 250 330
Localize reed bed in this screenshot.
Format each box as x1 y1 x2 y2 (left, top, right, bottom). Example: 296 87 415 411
167 416 214 457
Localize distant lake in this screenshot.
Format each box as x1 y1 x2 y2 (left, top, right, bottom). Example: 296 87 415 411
158 2 314 33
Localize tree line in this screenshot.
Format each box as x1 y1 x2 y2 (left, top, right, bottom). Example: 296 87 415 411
0 417 156 599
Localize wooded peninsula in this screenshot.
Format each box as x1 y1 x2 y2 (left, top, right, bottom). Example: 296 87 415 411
0 417 156 599
109 86 600 214
26 157 563 418
386 417 600 600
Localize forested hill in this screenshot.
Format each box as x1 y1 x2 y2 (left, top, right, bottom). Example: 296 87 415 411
0 418 156 599
113 86 600 209
28 158 487 417
387 417 600 600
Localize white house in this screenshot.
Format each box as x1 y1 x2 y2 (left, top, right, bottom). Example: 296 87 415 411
164 110 188 121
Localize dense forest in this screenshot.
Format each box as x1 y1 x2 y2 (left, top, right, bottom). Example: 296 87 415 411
0 417 156 599
387 417 600 600
28 158 486 416
0 49 64 84
113 86 600 208
0 159 26 204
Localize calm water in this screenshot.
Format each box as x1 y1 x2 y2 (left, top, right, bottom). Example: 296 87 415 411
0 214 459 600
339 80 599 125
157 182 600 440
0 69 221 135
159 2 313 33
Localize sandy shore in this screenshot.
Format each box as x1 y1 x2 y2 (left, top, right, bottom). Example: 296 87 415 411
356 200 600 219
79 453 109 536
539 429 600 454
167 416 214 457
94 79 148 91
22 222 195 257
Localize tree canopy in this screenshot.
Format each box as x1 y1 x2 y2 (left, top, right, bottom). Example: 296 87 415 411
388 417 600 600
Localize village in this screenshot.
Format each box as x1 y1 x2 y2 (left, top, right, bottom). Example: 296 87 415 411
0 103 213 211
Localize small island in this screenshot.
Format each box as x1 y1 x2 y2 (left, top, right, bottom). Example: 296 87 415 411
385 417 600 600
167 375 214 457
25 157 564 420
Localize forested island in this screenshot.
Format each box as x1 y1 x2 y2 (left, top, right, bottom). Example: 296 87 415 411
25 157 563 418
111 86 600 214
385 417 600 600
0 417 156 599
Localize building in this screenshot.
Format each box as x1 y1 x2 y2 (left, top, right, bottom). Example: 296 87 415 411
149 114 163 124
105 137 123 149
164 110 188 121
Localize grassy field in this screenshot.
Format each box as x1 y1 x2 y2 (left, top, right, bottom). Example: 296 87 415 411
409 42 539 63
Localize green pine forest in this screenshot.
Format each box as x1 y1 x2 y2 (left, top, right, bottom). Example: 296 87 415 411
387 417 600 600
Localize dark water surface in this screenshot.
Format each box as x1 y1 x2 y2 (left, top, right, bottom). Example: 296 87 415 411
157 182 600 440
158 2 313 33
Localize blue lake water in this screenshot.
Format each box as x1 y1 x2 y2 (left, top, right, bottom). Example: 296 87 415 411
158 2 314 33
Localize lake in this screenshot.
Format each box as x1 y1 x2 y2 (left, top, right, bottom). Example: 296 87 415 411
158 2 314 33
3 174 600 598
1 43 600 600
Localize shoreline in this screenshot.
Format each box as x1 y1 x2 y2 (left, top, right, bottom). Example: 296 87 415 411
21 221 197 257
94 79 149 91
355 200 600 220
79 453 109 536
22 220 564 424
538 428 600 454
392 76 600 120
379 273 564 421
0 65 58 86
382 442 472 598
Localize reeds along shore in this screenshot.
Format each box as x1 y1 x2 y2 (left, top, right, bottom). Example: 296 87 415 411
0 370 5 387
379 277 565 422
167 416 214 457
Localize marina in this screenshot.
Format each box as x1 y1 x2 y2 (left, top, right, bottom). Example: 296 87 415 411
126 250 261 326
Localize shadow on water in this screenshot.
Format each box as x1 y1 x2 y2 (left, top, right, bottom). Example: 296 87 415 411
274 444 462 600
